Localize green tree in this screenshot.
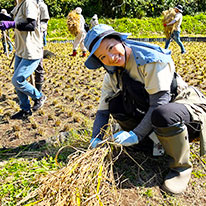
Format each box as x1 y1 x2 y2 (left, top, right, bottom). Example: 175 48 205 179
0 0 15 14
0 0 205 19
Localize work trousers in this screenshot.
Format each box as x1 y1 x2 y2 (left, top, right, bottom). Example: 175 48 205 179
165 30 186 53
35 58 44 84
151 103 200 141
112 102 200 142
12 55 42 111
73 31 87 51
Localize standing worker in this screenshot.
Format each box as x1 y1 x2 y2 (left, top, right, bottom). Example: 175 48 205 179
39 0 49 47
90 14 99 28
84 24 206 194
34 0 50 95
0 9 13 54
0 0 46 119
164 5 186 54
69 7 87 57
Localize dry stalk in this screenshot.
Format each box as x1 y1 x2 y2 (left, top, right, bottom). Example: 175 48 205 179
190 146 206 171
19 145 121 205
162 8 178 39
67 10 81 36
18 125 146 205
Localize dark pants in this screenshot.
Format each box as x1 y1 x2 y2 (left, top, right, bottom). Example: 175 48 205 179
110 99 200 142
35 58 44 85
109 92 144 131
151 103 200 141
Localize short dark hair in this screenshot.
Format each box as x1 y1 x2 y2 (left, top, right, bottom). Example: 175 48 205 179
104 34 122 42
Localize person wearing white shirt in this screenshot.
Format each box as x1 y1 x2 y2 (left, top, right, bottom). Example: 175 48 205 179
70 7 87 57
90 14 99 27
164 5 186 54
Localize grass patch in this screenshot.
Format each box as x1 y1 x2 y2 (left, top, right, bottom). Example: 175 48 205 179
0 156 59 205
47 13 206 41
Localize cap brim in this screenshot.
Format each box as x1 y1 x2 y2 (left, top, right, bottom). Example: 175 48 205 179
85 54 103 69
175 7 183 12
85 31 130 69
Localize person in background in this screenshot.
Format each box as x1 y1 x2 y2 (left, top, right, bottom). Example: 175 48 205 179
39 0 49 47
0 0 46 119
84 24 206 194
70 7 87 57
90 14 99 28
34 0 50 94
164 5 186 54
0 9 13 54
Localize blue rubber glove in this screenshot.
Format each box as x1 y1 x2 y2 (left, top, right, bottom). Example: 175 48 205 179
114 131 139 146
90 138 103 148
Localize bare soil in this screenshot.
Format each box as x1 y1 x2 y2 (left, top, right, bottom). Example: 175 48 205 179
0 41 206 205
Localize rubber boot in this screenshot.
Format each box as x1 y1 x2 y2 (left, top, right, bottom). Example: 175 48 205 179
155 123 192 194
70 50 77 56
81 51 86 57
35 82 43 92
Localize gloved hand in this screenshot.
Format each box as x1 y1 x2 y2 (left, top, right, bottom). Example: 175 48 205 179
163 23 167 27
114 131 139 146
0 21 15 31
90 137 103 148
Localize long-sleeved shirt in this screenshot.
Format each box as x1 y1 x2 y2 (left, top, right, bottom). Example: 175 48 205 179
92 40 177 139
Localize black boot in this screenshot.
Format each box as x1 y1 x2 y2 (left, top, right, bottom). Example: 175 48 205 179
11 109 32 119
33 95 47 111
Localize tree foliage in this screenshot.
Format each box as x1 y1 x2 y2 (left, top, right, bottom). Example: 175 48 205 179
0 0 205 18
0 0 15 14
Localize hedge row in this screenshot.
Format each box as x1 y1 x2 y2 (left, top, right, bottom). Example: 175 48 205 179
47 13 206 40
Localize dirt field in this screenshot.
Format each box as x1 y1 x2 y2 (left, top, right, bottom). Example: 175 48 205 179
0 41 206 205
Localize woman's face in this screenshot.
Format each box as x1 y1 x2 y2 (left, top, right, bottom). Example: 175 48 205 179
94 38 126 67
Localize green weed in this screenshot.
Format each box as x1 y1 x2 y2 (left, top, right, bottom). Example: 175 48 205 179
47 13 206 41
0 157 59 205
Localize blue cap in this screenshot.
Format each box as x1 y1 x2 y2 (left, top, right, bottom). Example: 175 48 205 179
84 24 130 69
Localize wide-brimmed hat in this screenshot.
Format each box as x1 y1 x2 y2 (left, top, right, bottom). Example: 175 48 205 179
175 5 183 13
84 24 130 69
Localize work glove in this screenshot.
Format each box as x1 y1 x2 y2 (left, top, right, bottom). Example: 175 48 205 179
163 23 167 27
90 137 103 148
0 21 15 31
114 131 139 146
